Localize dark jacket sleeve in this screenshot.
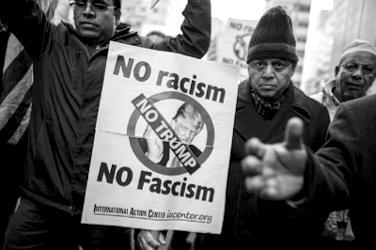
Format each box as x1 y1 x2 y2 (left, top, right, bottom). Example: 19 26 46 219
311 102 330 152
0 0 52 60
141 0 211 58
0 28 9 93
304 103 353 215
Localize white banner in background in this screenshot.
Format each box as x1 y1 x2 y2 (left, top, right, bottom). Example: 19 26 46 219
216 18 257 80
82 42 239 234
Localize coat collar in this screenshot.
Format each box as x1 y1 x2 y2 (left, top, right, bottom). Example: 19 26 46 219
234 80 312 141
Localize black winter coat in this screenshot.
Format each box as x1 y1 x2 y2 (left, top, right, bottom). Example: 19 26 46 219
197 80 330 249
304 94 376 248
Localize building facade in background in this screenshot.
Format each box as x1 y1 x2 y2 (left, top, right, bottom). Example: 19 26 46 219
302 0 376 95
120 0 149 30
300 9 334 95
205 17 225 62
265 0 312 87
330 0 376 71
121 0 183 36
120 0 376 93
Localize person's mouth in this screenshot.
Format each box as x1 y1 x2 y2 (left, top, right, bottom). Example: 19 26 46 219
345 82 363 91
80 22 98 29
259 84 276 91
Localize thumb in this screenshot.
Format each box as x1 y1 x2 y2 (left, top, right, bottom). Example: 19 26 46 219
285 117 304 150
158 231 167 245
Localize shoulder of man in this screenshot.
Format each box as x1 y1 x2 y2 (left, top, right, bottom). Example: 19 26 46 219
341 94 376 115
113 25 142 46
310 91 323 104
294 87 326 110
236 80 251 106
293 86 329 122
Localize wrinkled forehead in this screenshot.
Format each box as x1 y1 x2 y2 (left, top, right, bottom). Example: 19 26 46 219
340 51 376 66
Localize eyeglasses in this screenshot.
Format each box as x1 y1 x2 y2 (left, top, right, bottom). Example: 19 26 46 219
341 63 376 77
249 59 291 72
70 0 116 12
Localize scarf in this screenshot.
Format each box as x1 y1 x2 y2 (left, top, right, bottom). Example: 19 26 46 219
250 88 287 119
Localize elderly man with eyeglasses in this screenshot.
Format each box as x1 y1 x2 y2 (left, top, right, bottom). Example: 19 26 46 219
312 39 376 120
0 0 211 249
310 39 376 249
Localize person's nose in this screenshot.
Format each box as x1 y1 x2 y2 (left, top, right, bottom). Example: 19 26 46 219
351 66 363 80
262 64 274 79
180 130 188 140
82 2 95 16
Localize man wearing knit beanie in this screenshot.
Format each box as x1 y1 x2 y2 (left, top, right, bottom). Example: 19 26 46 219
247 6 298 64
190 6 330 250
246 6 299 103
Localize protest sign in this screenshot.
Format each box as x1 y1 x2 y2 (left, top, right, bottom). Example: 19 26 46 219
216 18 257 80
151 0 160 9
81 42 239 234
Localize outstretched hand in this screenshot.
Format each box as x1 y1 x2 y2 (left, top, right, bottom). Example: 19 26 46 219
241 117 308 200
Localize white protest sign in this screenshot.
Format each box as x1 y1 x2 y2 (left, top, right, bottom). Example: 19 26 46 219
216 18 257 80
151 0 160 9
81 42 239 234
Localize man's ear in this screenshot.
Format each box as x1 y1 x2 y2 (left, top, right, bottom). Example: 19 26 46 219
114 9 121 25
287 62 297 78
334 65 340 76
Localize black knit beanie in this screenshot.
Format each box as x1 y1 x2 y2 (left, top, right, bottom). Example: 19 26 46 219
247 6 298 63
113 0 121 9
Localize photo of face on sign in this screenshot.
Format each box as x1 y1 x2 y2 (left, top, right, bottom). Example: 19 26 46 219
136 99 207 169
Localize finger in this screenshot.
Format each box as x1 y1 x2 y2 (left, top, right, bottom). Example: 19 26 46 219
261 184 279 200
254 176 279 200
137 232 148 250
158 231 167 245
137 231 152 250
244 137 266 158
140 238 155 250
145 126 157 139
241 155 263 175
261 165 275 177
244 176 265 193
265 177 277 190
285 117 304 150
144 125 151 136
142 230 161 249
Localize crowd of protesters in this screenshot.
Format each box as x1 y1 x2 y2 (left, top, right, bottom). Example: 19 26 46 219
1 1 376 250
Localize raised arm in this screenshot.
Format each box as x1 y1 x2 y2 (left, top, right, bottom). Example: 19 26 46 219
141 0 211 58
0 0 52 59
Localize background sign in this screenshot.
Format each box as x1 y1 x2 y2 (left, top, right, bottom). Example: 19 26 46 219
216 18 257 80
